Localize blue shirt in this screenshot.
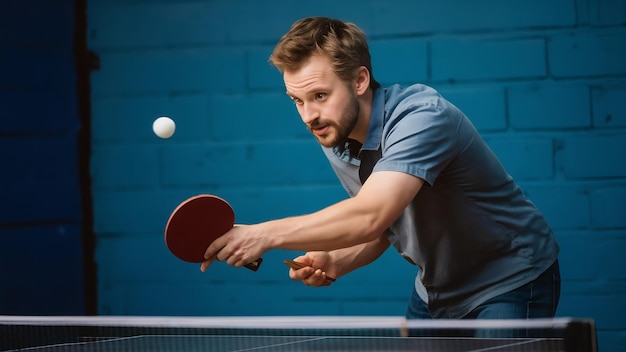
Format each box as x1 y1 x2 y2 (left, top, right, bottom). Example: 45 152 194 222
322 84 559 318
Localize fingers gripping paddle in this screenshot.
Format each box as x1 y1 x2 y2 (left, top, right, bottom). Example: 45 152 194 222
283 259 336 282
165 194 262 271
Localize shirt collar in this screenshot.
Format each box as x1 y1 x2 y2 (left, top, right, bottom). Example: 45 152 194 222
361 87 385 152
330 87 385 163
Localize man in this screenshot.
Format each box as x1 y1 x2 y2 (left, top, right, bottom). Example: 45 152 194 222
201 17 560 320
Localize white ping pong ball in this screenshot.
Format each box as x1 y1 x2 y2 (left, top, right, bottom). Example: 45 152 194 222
153 116 176 139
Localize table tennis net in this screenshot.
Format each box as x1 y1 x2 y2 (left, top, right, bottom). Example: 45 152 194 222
0 316 597 352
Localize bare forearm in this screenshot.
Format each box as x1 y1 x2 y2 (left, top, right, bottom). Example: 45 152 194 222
329 235 390 277
261 197 386 252
257 172 422 253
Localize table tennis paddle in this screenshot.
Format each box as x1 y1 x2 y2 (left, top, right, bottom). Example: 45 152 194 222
283 259 336 282
165 194 262 271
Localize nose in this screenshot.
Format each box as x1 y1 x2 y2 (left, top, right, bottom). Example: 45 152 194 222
300 102 319 125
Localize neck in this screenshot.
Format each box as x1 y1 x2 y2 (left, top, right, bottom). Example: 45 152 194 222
349 88 374 144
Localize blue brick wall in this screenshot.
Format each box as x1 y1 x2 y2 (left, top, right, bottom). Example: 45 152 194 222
87 0 626 350
0 0 86 314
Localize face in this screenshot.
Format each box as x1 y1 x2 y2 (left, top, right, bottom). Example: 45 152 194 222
283 55 359 148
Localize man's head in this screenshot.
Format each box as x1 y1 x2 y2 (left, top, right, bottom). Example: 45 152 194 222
270 17 379 148
270 17 380 91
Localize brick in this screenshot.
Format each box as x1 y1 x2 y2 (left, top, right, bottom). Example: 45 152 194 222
97 246 298 288
100 282 320 316
485 137 554 180
0 48 76 90
93 190 199 234
91 49 245 97
575 0 591 26
555 233 597 281
591 188 626 228
95 235 197 284
1 91 79 133
438 86 507 131
292 279 411 306
0 0 74 47
175 1 371 44
0 225 83 286
127 284 245 315
341 297 408 316
0 180 81 225
160 141 336 187
96 245 409 315
521 186 590 230
564 280 626 295
431 38 546 82
209 93 306 141
592 85 626 128
221 186 348 224
100 187 338 233
92 190 173 233
557 231 626 281
594 331 626 352
549 32 626 78
559 134 626 178
0 136 78 182
559 294 626 329
508 84 591 130
0 224 84 315
369 38 428 85
83 1 595 52
91 95 210 142
94 184 346 236
88 2 214 49
199 2 297 43
92 185 343 235
591 0 626 26
597 235 626 279
91 144 160 189
370 0 575 35
248 48 284 90
111 277 411 316
338 248 417 284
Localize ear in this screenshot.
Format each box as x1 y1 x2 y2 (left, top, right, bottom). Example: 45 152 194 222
354 66 370 95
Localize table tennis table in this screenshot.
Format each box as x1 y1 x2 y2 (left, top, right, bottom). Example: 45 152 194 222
17 334 567 352
0 316 597 352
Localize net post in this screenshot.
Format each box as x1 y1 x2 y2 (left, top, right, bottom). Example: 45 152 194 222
563 319 598 352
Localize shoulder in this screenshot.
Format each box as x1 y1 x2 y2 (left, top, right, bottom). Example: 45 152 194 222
380 84 459 135
383 83 444 112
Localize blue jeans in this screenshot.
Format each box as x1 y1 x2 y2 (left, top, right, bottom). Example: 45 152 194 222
406 260 561 320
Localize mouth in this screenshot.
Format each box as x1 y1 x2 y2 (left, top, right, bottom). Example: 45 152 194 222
309 122 330 136
312 125 330 136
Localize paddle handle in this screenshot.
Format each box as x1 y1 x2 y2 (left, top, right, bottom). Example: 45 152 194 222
283 259 336 282
244 258 263 271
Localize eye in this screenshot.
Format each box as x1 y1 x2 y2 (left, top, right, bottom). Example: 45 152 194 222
315 93 327 101
290 96 303 105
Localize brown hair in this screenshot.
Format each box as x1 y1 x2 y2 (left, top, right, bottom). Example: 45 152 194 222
269 17 380 90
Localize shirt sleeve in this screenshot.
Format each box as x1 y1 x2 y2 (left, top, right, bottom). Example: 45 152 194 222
374 96 460 186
